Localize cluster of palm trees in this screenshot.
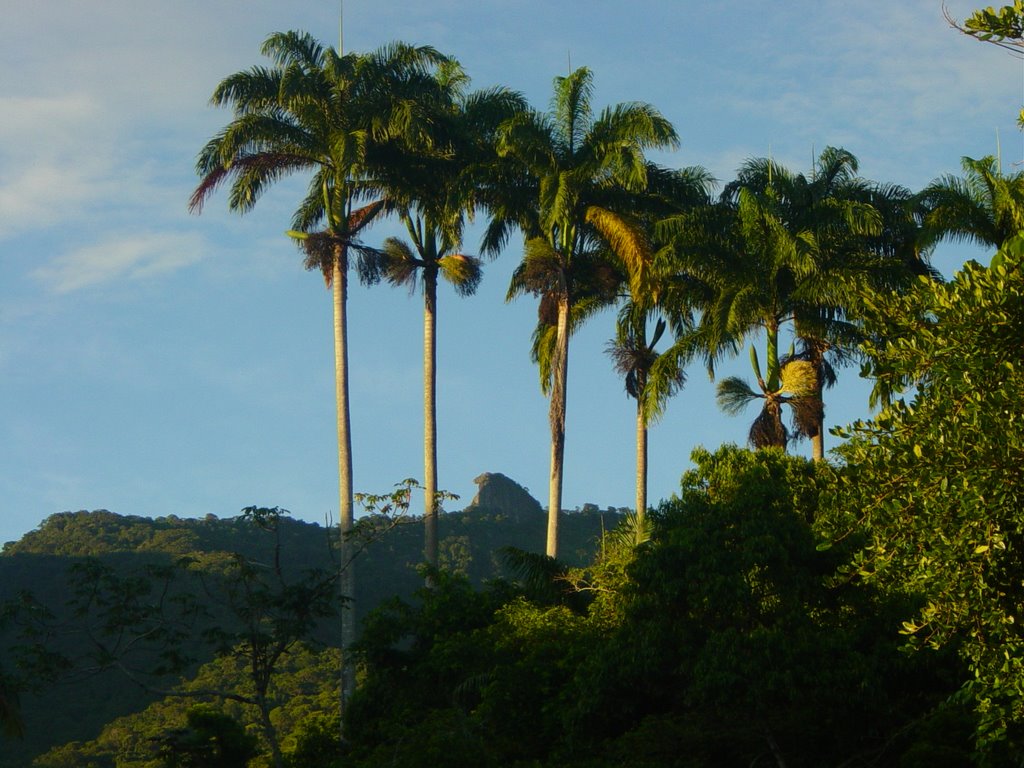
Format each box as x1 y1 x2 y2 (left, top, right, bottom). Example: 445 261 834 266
189 29 1024 723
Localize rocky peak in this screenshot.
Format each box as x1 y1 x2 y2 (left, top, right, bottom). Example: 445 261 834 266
465 472 542 520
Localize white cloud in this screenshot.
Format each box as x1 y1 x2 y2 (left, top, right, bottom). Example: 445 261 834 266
32 232 205 294
0 94 106 236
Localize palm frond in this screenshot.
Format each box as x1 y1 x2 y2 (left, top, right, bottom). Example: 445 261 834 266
605 510 652 550
585 206 651 299
260 30 326 70
715 376 762 415
350 242 387 285
640 341 689 425
498 547 570 606
531 320 558 395
506 237 562 301
382 237 419 292
438 254 483 296
552 67 594 154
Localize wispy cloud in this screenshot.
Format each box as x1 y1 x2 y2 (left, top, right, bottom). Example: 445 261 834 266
0 94 106 236
32 232 205 293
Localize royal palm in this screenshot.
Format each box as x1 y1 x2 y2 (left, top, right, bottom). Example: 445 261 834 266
378 64 526 572
498 67 678 557
189 29 447 722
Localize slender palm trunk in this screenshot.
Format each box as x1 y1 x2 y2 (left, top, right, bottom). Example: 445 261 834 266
635 400 647 524
332 250 356 737
423 270 439 578
547 292 570 558
810 414 825 461
810 348 826 462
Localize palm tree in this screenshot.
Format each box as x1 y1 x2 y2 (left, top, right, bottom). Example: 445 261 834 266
662 180 818 450
381 233 482 572
772 149 903 458
662 151 886 453
376 65 526 574
920 154 1024 251
606 300 687 524
497 67 679 557
189 29 448 725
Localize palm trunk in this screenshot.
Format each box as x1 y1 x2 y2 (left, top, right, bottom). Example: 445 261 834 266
332 250 356 738
547 293 570 559
810 350 826 462
811 421 825 461
635 400 647 524
423 270 439 579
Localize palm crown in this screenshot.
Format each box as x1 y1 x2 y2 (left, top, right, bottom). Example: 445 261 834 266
920 154 1024 251
659 148 918 453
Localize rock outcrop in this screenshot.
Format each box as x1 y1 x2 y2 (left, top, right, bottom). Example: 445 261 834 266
465 472 542 521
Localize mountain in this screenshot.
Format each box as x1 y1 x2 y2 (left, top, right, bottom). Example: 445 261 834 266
0 475 620 767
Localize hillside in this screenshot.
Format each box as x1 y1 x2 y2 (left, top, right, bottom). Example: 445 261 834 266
0 473 620 767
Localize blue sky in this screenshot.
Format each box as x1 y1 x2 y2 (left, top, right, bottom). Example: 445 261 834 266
1 1 1021 546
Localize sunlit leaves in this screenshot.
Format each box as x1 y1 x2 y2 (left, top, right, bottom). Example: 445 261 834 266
832 242 1024 749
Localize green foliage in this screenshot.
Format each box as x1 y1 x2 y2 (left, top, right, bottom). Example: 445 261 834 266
832 239 1024 754
947 3 1024 125
962 2 1024 44
344 447 971 767
1 504 610 766
30 645 340 768
280 715 340 768
571 447 902 764
153 706 259 768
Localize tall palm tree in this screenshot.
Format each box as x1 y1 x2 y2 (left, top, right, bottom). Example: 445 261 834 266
497 67 679 557
920 154 1024 251
376 65 526 574
189 29 448 725
606 300 687 524
381 236 481 573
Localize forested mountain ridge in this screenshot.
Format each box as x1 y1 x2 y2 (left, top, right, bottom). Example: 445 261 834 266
0 480 617 768
3 509 314 558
